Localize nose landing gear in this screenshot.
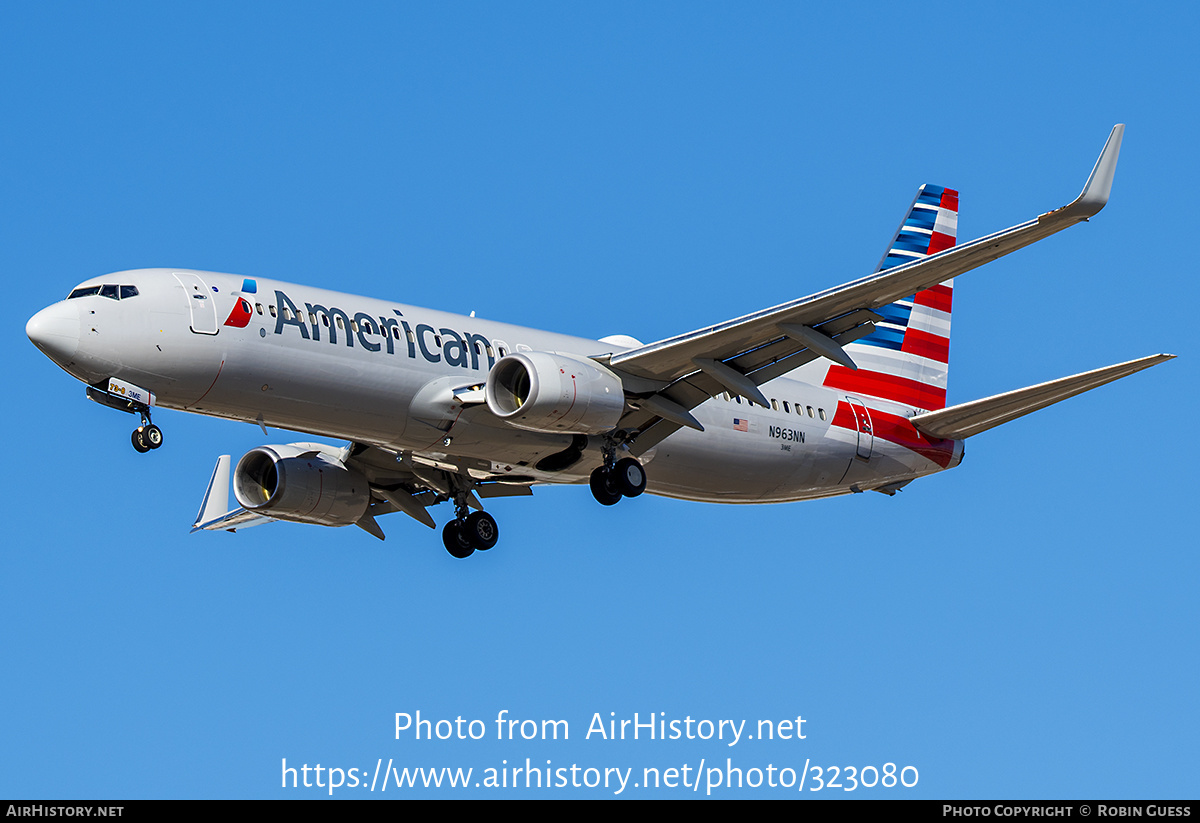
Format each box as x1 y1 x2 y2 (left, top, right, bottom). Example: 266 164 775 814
84 381 164 454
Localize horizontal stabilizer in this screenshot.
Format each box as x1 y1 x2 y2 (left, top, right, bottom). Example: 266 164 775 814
910 353 1173 440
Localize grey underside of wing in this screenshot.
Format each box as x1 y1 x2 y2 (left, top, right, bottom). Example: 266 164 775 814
909 353 1174 441
615 211 1073 384
347 443 533 528
192 508 276 532
616 213 1083 456
619 313 880 453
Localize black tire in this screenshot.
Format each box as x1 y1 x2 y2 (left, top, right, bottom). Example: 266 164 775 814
589 467 622 506
442 521 475 558
464 511 499 551
145 425 163 449
612 457 647 497
131 428 150 453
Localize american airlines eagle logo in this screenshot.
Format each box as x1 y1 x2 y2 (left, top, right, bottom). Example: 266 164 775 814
224 298 253 328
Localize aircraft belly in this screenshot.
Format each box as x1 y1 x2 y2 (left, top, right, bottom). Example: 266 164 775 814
435 413 576 461
191 341 423 444
640 396 950 502
644 408 826 502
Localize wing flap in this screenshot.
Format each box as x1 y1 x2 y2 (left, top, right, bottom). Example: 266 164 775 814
619 318 880 455
910 353 1173 440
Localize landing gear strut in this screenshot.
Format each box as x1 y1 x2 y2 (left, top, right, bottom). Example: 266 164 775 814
441 496 499 559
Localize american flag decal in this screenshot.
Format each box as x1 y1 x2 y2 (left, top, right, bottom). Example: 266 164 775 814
733 418 749 432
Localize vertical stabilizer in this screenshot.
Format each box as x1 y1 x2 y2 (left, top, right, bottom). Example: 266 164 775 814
823 184 958 411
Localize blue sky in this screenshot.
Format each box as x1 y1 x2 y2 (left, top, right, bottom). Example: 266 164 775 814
2 2 1196 799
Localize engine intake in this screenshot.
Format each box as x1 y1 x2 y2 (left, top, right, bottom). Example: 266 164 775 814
233 444 369 527
486 351 625 435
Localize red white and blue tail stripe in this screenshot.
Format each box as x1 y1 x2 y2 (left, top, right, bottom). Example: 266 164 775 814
823 184 958 411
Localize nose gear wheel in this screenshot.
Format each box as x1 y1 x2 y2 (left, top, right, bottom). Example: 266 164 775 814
131 423 163 452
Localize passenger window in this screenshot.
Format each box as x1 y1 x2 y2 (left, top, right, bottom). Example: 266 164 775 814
119 285 139 299
255 303 263 315
771 399 779 411
782 401 790 413
818 408 827 421
807 406 815 418
734 396 742 404
350 320 358 333
337 317 345 330
270 305 278 318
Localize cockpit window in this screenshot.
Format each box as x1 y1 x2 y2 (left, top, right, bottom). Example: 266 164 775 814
67 284 140 300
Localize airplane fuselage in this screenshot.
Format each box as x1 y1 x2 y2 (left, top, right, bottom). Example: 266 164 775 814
30 268 961 505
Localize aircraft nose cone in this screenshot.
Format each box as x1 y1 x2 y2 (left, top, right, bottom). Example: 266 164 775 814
27 302 80 365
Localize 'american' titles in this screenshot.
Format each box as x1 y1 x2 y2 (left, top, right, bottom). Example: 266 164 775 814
273 289 498 371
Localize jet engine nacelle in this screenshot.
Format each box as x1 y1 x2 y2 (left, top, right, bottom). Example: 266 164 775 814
233 443 370 527
486 351 625 435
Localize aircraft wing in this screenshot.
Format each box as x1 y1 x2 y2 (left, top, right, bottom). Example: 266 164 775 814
607 125 1125 454
190 443 535 540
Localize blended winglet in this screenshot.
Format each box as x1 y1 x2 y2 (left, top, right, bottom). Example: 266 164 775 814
1055 124 1124 221
191 454 275 533
192 455 232 530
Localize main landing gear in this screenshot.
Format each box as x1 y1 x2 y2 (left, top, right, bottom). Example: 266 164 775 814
130 411 163 454
590 456 647 506
442 501 499 559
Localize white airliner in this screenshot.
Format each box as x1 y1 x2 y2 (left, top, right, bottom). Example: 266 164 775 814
26 125 1172 557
